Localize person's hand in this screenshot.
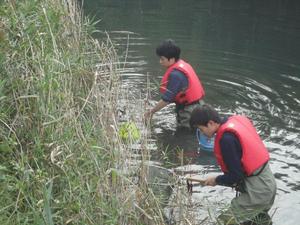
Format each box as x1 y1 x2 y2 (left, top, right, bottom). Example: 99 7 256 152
143 100 168 123
204 176 217 186
144 109 153 122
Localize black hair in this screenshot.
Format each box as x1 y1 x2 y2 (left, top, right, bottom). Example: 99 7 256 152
189 104 221 128
156 39 181 61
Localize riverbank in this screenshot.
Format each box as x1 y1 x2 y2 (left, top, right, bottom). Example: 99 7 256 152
0 0 168 224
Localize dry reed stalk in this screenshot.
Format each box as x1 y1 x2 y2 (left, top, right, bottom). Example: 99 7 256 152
0 0 171 224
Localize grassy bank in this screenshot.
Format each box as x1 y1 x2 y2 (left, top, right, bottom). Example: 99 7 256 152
0 0 167 224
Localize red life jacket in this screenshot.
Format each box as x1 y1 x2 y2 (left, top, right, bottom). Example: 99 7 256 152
214 115 270 176
160 59 205 105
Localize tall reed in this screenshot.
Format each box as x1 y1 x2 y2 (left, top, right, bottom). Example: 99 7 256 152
0 0 166 224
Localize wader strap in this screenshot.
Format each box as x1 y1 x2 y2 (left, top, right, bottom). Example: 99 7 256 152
248 161 268 177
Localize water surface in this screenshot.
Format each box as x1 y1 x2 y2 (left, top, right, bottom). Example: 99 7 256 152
83 1 300 224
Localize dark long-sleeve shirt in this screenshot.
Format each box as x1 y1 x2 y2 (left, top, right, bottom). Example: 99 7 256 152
161 69 188 103
215 122 245 186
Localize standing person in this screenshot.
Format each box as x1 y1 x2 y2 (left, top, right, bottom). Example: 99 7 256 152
144 39 205 129
189 105 277 225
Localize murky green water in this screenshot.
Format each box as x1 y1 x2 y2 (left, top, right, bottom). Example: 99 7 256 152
83 1 300 224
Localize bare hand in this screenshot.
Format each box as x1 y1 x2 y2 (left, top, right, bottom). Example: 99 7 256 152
204 176 217 186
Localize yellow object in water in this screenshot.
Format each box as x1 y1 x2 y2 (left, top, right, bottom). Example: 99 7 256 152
118 122 141 141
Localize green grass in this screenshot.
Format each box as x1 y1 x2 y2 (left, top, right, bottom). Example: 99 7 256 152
0 0 166 224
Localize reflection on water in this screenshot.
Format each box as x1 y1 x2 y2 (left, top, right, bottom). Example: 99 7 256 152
84 0 300 224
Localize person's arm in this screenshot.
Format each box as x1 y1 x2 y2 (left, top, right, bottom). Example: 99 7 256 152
144 70 187 119
215 132 244 186
144 99 169 119
203 132 244 186
161 69 188 102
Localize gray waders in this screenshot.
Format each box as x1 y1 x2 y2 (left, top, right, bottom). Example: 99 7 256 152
176 100 205 128
218 162 277 225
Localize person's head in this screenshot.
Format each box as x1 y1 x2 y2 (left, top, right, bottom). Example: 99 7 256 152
189 104 221 138
156 39 181 68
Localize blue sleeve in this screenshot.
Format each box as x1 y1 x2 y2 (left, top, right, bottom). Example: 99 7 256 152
161 69 188 102
215 132 244 186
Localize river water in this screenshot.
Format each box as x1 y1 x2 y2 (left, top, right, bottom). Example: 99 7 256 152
83 1 300 224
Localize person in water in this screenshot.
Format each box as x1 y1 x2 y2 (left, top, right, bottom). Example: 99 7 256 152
144 39 205 129
189 104 277 225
